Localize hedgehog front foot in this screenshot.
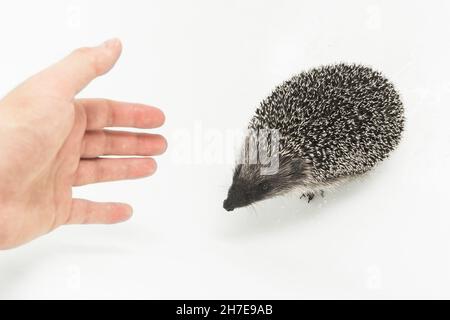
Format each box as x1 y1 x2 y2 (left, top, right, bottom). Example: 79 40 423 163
300 192 315 203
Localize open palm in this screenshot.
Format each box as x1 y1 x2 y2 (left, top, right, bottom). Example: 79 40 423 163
0 39 166 249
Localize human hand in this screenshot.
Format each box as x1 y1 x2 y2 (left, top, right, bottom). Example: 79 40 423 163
0 38 167 249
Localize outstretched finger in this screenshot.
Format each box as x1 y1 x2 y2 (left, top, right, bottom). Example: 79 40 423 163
81 130 167 158
73 157 157 186
67 199 132 224
77 98 165 129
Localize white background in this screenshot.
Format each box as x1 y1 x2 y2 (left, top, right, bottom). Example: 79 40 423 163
0 0 449 299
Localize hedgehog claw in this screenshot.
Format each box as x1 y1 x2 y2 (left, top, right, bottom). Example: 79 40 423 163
300 192 315 203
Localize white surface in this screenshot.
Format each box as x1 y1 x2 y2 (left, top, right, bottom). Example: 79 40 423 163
0 0 449 299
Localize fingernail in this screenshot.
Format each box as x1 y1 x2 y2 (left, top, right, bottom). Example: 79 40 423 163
101 38 121 49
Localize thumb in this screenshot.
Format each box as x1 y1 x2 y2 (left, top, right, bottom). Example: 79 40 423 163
24 38 122 99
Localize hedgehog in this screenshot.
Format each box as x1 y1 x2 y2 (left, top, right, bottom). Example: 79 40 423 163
223 63 404 211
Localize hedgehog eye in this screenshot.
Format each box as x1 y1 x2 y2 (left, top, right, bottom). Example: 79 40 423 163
261 182 270 191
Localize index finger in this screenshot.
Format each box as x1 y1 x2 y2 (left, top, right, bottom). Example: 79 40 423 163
77 98 166 129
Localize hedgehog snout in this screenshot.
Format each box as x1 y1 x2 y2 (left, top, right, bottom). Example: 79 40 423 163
223 198 235 212
223 185 252 212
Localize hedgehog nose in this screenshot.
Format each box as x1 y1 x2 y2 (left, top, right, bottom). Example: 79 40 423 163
223 198 234 212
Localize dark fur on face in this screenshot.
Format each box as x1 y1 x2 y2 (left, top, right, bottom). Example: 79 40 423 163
223 156 307 211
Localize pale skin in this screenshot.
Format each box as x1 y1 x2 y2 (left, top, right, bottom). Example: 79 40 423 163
0 38 167 250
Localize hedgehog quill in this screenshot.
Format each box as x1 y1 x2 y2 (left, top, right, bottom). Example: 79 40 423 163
223 63 404 212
